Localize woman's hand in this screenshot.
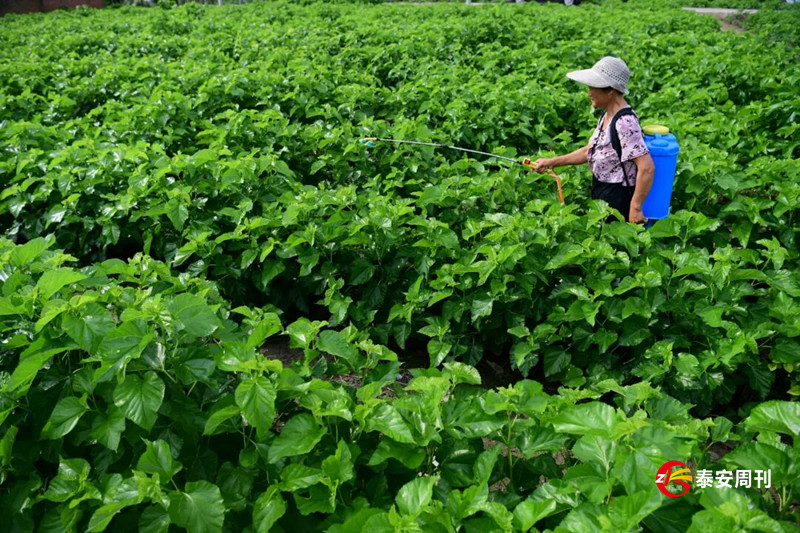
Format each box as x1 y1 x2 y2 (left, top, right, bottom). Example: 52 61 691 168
629 205 647 224
531 158 555 173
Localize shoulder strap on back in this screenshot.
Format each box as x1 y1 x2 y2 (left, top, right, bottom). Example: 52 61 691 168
609 107 636 161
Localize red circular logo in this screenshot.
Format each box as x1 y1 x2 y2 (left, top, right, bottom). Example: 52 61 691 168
655 461 692 497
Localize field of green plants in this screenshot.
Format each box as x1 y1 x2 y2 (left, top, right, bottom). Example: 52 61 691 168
1 0 799 531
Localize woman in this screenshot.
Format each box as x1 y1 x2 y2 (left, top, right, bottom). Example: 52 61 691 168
532 56 654 223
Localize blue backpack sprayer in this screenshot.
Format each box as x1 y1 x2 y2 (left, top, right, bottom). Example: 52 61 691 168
360 128 679 221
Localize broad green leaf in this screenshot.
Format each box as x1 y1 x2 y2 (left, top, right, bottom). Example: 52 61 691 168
723 442 790 482
473 446 502 486
364 403 415 444
90 404 126 452
552 402 617 438
235 376 276 437
137 440 183 482
139 505 170 533
168 481 225 533
328 508 385 533
513 500 558 531
203 403 241 436
245 313 283 349
87 502 131 533
253 485 286 532
36 269 87 300
280 464 324 491
0 426 18 467
608 491 662 529
4 336 67 396
396 476 438 517
113 371 165 431
572 435 616 472
562 463 612 504
744 401 800 437
443 362 481 385
317 330 359 368
470 298 493 322
34 299 68 333
42 458 91 503
368 438 425 469
41 395 89 440
10 237 52 268
267 413 326 464
217 463 255 512
168 294 220 337
62 303 115 353
166 201 189 232
321 440 355 486
95 320 154 381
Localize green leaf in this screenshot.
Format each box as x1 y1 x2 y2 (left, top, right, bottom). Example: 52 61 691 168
4 336 67 396
723 442 790 481
280 464 324 491
368 438 426 469
364 403 415 444
137 440 183 482
90 405 126 451
310 159 326 175
321 440 355 486
572 435 616 472
217 463 255 512
396 476 437 517
96 320 154 381
168 294 220 337
10 237 52 268
42 458 91 502
139 505 171 533
166 201 189 232
235 376 276 437
253 485 286 532
473 446 502 486
744 401 800 437
245 313 283 349
513 500 558 531
470 298 493 322
0 426 18 468
268 413 327 464
552 402 617 438
41 395 89 439
36 268 88 300
203 403 241 436
62 303 115 353
113 371 165 431
317 330 359 368
328 508 385 533
87 502 132 533
443 362 481 385
168 481 225 533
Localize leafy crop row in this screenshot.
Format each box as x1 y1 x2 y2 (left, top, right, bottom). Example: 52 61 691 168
1 238 798 531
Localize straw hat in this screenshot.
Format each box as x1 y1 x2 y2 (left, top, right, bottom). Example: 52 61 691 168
566 56 630 95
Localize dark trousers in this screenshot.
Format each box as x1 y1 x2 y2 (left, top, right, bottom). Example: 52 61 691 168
591 177 635 222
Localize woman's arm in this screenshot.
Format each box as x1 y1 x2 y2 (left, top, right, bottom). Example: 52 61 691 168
629 152 655 223
531 144 589 173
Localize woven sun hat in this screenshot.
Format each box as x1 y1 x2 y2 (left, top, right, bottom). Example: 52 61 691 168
566 56 630 95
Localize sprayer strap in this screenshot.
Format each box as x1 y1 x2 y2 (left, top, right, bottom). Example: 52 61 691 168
609 107 638 187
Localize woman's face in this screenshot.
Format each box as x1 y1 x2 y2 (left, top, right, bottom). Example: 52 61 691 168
587 86 613 108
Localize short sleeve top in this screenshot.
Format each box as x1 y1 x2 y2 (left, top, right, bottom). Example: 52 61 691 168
587 107 649 185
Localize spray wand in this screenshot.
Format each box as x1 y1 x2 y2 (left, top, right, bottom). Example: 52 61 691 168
360 137 565 205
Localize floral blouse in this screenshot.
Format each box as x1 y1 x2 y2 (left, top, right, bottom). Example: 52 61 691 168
587 107 649 185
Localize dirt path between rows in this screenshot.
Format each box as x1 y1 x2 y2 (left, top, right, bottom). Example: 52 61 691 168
682 6 757 33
